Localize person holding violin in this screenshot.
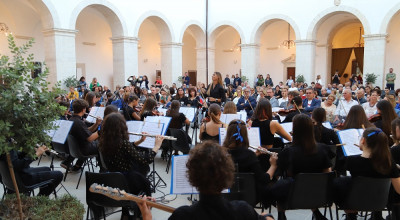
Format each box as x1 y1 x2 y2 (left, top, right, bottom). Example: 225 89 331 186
280 90 299 110
123 95 141 121
373 100 397 146
199 104 226 142
280 96 306 123
139 98 162 121
302 88 321 113
362 89 379 118
202 72 226 105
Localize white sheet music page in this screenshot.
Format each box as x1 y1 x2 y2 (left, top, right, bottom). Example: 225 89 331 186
45 120 60 138
52 120 73 144
220 113 241 124
138 122 164 149
219 127 261 147
322 122 333 129
126 121 144 142
171 155 198 194
86 107 98 123
144 116 172 135
179 107 196 122
280 122 293 143
337 129 363 156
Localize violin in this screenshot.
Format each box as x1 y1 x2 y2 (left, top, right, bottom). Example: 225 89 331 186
277 108 297 116
368 113 382 123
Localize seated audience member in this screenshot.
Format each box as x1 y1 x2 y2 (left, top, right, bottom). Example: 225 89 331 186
123 95 141 121
321 94 336 123
274 85 282 99
175 88 188 105
223 101 237 114
362 90 379 118
1 146 63 197
333 88 358 124
159 88 171 105
139 88 149 103
353 88 367 104
186 87 200 108
61 99 101 171
278 88 288 107
302 88 321 113
265 88 279 107
333 127 400 220
232 86 243 105
199 104 226 142
67 86 79 101
270 114 332 220
236 87 257 119
138 141 274 220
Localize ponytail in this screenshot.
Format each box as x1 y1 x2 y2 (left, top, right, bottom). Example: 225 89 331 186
363 128 392 175
208 103 222 124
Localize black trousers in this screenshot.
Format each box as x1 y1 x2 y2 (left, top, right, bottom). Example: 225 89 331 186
21 167 63 196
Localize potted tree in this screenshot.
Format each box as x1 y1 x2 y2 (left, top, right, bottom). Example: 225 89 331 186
365 73 377 86
296 74 305 83
0 34 72 219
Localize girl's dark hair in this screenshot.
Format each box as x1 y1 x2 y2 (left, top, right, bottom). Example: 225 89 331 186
134 86 142 96
208 103 222 124
376 100 397 140
222 120 249 150
168 100 180 118
85 91 96 107
391 118 400 142
104 105 118 117
312 108 326 142
187 141 235 194
140 98 157 116
188 87 197 98
99 113 129 155
362 127 392 175
291 96 303 107
169 87 175 96
292 114 317 154
175 88 184 99
79 76 85 81
343 105 373 129
128 95 139 104
253 99 272 120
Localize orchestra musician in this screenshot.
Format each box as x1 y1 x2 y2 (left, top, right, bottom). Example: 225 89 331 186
280 96 305 123
202 72 226 105
137 141 274 220
123 95 141 121
223 101 237 114
270 114 332 220
222 120 279 208
166 100 191 153
312 108 340 146
280 90 299 110
333 127 400 220
236 87 257 118
373 100 397 146
340 105 374 130
139 98 161 121
199 104 226 142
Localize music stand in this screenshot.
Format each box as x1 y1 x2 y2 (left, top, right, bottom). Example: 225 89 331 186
48 151 71 196
191 107 202 145
147 150 167 193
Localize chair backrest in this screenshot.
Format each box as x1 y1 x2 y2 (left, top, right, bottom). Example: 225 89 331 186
52 141 69 155
98 151 108 172
286 172 335 209
85 172 132 208
0 159 29 193
67 135 85 159
169 128 190 154
344 176 391 211
223 173 257 207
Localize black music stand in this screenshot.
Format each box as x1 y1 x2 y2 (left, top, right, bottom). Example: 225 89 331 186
191 107 202 145
48 151 71 196
147 150 167 193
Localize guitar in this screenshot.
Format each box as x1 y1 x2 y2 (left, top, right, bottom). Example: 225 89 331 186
89 183 176 213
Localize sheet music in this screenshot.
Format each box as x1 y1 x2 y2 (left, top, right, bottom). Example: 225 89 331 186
45 121 59 138
171 155 198 194
238 111 247 121
280 122 293 144
220 113 242 124
87 107 105 123
337 129 363 156
322 121 333 129
52 120 73 144
272 107 284 112
144 116 172 135
219 127 261 147
139 122 164 149
126 121 144 142
179 107 196 122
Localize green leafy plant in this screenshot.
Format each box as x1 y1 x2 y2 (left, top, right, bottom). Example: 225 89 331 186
178 76 184 84
241 75 248 82
296 74 305 83
365 73 377 85
1 194 85 220
0 34 65 219
63 75 79 88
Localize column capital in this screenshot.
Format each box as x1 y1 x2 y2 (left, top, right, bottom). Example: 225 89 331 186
159 42 183 48
240 43 261 49
42 28 78 37
110 36 139 43
363 34 388 41
295 39 317 45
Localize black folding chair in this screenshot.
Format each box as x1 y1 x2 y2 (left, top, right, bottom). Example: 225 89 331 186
223 172 257 207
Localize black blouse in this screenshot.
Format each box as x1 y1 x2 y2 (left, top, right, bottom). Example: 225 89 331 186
204 83 226 104
345 155 400 178
251 119 274 146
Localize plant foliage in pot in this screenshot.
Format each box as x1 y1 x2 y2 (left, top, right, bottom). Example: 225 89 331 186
0 34 66 219
365 73 377 85
296 74 305 83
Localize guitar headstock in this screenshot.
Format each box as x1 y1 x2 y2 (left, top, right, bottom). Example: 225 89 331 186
89 183 129 200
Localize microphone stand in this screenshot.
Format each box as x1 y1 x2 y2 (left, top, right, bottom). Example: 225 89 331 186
191 107 201 145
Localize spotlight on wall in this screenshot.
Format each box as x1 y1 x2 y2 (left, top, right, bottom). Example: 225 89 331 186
0 22 10 35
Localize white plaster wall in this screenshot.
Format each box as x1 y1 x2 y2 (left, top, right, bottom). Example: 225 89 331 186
75 8 113 88
138 19 161 84
182 33 196 73
385 12 400 88
214 27 241 76
259 20 296 84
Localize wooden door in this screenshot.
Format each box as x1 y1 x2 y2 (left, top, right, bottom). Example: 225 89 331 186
351 60 357 77
188 70 197 86
287 67 296 82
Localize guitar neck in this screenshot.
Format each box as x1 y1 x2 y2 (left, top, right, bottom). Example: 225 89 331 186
125 194 175 213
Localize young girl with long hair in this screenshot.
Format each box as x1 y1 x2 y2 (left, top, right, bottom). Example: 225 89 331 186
199 104 225 142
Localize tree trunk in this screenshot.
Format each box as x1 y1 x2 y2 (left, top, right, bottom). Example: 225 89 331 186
6 152 23 220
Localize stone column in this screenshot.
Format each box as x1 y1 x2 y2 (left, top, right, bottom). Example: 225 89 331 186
160 42 183 86
110 36 139 88
295 40 317 84
42 28 77 88
241 44 260 87
363 34 387 88
196 47 215 85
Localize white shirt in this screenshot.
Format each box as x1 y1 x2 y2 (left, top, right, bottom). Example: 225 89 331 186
278 97 288 106
316 79 324 87
288 87 298 92
334 99 358 117
362 102 378 118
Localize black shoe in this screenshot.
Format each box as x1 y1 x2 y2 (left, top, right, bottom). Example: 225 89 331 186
345 213 357 220
60 161 70 170
278 212 287 220
69 165 82 172
369 211 384 220
313 210 328 220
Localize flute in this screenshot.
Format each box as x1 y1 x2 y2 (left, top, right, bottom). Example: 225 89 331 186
128 132 177 141
88 114 102 119
249 145 276 155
